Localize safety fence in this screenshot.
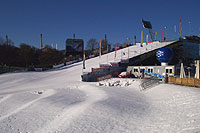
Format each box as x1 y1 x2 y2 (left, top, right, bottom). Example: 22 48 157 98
0 67 24 74
168 77 200 87
140 76 160 91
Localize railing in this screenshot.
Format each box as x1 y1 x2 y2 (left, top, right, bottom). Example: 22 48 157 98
140 76 160 91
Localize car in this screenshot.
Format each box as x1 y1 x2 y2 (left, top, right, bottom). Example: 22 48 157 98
118 72 130 78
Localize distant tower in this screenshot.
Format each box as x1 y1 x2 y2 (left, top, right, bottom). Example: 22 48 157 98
73 34 75 39
56 43 58 50
105 34 108 51
6 35 9 45
134 36 136 45
40 34 43 49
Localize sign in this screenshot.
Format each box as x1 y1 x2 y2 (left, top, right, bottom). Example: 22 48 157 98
142 19 152 29
121 59 129 63
66 39 84 56
97 74 112 81
100 64 110 68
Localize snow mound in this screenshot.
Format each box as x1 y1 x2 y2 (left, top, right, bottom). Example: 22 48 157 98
98 78 135 87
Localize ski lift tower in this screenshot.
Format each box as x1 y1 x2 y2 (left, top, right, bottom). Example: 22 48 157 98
142 19 155 42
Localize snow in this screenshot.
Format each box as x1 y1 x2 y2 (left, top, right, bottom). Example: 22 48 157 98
98 78 135 87
0 41 200 132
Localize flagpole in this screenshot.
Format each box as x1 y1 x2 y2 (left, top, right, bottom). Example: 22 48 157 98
107 53 108 64
179 19 182 38
99 40 101 66
161 28 164 41
82 51 86 74
189 21 191 36
164 26 167 40
114 41 117 62
155 32 157 41
141 31 143 47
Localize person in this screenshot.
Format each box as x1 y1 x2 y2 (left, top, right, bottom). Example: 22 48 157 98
130 70 134 78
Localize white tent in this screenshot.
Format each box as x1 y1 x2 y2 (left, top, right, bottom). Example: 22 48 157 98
180 63 186 78
195 60 200 79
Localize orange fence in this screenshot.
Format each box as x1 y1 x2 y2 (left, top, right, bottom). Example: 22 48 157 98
168 77 200 87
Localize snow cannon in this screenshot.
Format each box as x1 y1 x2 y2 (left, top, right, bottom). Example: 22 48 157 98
156 47 173 66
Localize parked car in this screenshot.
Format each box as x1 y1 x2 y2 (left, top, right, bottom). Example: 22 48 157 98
118 72 130 78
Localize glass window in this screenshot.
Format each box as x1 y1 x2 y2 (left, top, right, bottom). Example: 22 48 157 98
169 69 172 73
166 69 169 73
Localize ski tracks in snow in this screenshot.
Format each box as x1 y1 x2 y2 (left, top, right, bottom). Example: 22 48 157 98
0 89 56 122
38 84 108 133
0 94 12 104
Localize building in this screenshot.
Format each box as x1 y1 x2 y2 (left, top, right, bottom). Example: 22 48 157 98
127 65 175 78
181 36 200 59
65 38 84 57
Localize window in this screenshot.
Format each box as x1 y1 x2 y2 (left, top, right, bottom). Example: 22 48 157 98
148 68 153 72
166 69 169 73
166 69 173 73
169 69 172 73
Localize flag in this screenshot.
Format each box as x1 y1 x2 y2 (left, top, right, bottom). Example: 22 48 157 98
179 19 182 37
115 41 117 58
141 31 143 47
83 52 86 69
146 34 148 45
99 40 101 58
155 32 157 41
161 28 164 41
142 19 152 29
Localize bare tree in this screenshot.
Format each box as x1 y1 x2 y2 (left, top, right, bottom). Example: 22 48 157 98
0 37 4 45
86 38 98 51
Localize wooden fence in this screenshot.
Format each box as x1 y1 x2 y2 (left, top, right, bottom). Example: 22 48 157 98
168 77 200 87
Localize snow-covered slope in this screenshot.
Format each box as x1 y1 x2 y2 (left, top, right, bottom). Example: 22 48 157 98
0 41 200 133
84 41 174 72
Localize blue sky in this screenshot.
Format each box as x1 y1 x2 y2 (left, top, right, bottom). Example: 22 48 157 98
0 0 200 49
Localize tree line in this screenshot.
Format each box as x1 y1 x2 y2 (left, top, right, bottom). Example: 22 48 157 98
0 37 113 69
0 38 65 68
85 38 112 56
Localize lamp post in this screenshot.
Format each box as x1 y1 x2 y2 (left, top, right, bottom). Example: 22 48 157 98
189 21 192 36
164 26 167 40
